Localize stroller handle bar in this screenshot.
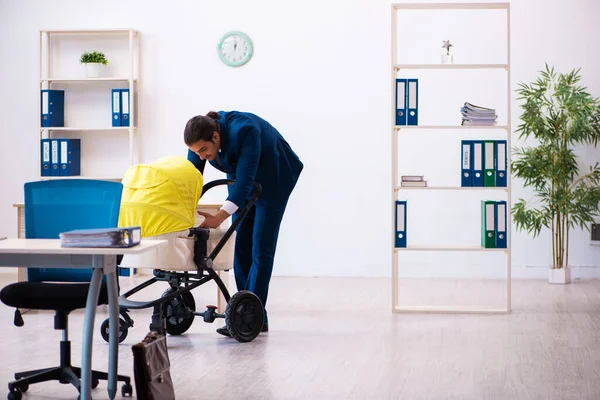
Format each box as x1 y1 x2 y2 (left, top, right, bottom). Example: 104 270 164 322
191 179 262 262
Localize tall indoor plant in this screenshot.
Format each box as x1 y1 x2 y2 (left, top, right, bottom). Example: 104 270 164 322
511 64 600 284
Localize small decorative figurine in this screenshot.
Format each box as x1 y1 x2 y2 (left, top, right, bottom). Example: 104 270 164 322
441 40 454 64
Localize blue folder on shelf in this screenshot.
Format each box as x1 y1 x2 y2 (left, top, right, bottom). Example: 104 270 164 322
495 140 507 187
406 79 418 125
59 138 81 176
120 89 130 127
112 88 122 127
395 78 407 125
472 140 484 187
50 139 60 176
41 139 51 176
495 200 507 248
41 89 65 127
395 200 407 248
461 140 473 187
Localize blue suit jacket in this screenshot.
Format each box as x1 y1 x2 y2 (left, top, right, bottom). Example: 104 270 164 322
188 111 303 207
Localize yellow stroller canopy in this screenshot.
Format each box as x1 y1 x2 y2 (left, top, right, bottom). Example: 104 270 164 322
118 156 203 238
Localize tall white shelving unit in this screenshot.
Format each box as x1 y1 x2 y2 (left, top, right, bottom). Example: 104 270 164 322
39 29 140 181
391 3 512 314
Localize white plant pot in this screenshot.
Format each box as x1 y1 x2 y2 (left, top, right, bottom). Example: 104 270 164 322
84 63 105 78
549 267 571 284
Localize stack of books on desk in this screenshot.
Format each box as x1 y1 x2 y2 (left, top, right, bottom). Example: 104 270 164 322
400 175 427 187
461 102 497 126
59 226 141 248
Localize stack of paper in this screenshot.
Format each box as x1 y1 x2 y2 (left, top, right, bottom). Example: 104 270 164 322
461 102 497 126
59 226 141 248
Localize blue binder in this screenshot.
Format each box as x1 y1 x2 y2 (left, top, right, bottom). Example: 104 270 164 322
59 138 81 176
50 139 60 176
112 89 122 126
120 89 130 127
395 79 407 125
495 200 507 248
461 140 473 187
472 140 484 187
395 200 407 248
407 79 418 125
40 139 51 176
41 90 65 127
495 140 507 187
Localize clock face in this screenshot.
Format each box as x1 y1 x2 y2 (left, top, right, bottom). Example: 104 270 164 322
217 31 253 67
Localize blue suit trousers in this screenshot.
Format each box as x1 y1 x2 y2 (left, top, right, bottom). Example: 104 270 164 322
232 197 289 323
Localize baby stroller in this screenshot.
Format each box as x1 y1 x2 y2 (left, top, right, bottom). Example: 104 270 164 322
98 156 264 343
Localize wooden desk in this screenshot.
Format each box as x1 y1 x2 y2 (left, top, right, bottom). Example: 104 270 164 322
13 203 232 314
0 238 167 400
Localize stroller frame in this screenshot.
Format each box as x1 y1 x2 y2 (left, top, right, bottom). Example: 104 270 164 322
99 179 264 343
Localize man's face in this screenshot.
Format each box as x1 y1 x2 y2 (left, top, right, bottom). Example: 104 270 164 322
189 132 220 161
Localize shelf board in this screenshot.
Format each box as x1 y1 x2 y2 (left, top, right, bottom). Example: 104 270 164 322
395 245 507 252
40 176 122 181
396 125 509 130
393 305 510 314
41 29 139 35
395 186 507 191
40 127 135 131
42 78 137 83
393 3 510 10
395 63 508 70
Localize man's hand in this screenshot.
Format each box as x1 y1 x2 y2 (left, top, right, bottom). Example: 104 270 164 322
197 209 230 229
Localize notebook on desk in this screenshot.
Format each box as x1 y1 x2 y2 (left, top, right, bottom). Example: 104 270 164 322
59 226 141 248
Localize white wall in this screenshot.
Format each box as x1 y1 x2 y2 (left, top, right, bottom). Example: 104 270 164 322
0 0 598 280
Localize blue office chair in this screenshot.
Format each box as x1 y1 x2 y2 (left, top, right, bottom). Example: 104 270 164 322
0 179 132 400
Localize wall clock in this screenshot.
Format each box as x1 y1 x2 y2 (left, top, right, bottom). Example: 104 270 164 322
217 31 253 67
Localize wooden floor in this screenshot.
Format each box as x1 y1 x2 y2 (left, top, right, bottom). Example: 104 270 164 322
0 274 599 399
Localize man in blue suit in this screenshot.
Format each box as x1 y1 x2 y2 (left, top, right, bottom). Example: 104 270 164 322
185 110 303 336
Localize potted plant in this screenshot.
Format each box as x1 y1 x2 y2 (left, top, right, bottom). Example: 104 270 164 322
511 64 600 284
79 50 108 78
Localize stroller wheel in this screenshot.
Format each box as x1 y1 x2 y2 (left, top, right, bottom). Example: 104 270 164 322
225 290 264 343
100 317 129 343
162 289 196 335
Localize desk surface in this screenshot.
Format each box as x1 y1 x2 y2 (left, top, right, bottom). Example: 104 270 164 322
0 239 167 255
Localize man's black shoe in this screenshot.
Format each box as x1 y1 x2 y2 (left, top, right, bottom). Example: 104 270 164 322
216 325 231 337
216 323 268 337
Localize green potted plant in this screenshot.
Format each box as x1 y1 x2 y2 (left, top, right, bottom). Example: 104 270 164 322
79 50 108 78
511 64 600 284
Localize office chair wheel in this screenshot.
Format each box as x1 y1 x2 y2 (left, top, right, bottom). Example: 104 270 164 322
100 317 129 343
225 290 264 343
162 288 195 335
7 389 22 400
121 383 134 397
7 383 27 394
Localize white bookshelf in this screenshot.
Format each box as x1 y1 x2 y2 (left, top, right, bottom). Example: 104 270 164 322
39 28 140 181
391 3 512 314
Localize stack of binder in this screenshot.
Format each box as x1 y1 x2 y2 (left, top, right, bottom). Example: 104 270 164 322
112 89 131 127
394 78 419 126
481 200 507 249
41 138 81 177
461 102 497 126
461 139 507 187
60 226 141 248
400 175 427 187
